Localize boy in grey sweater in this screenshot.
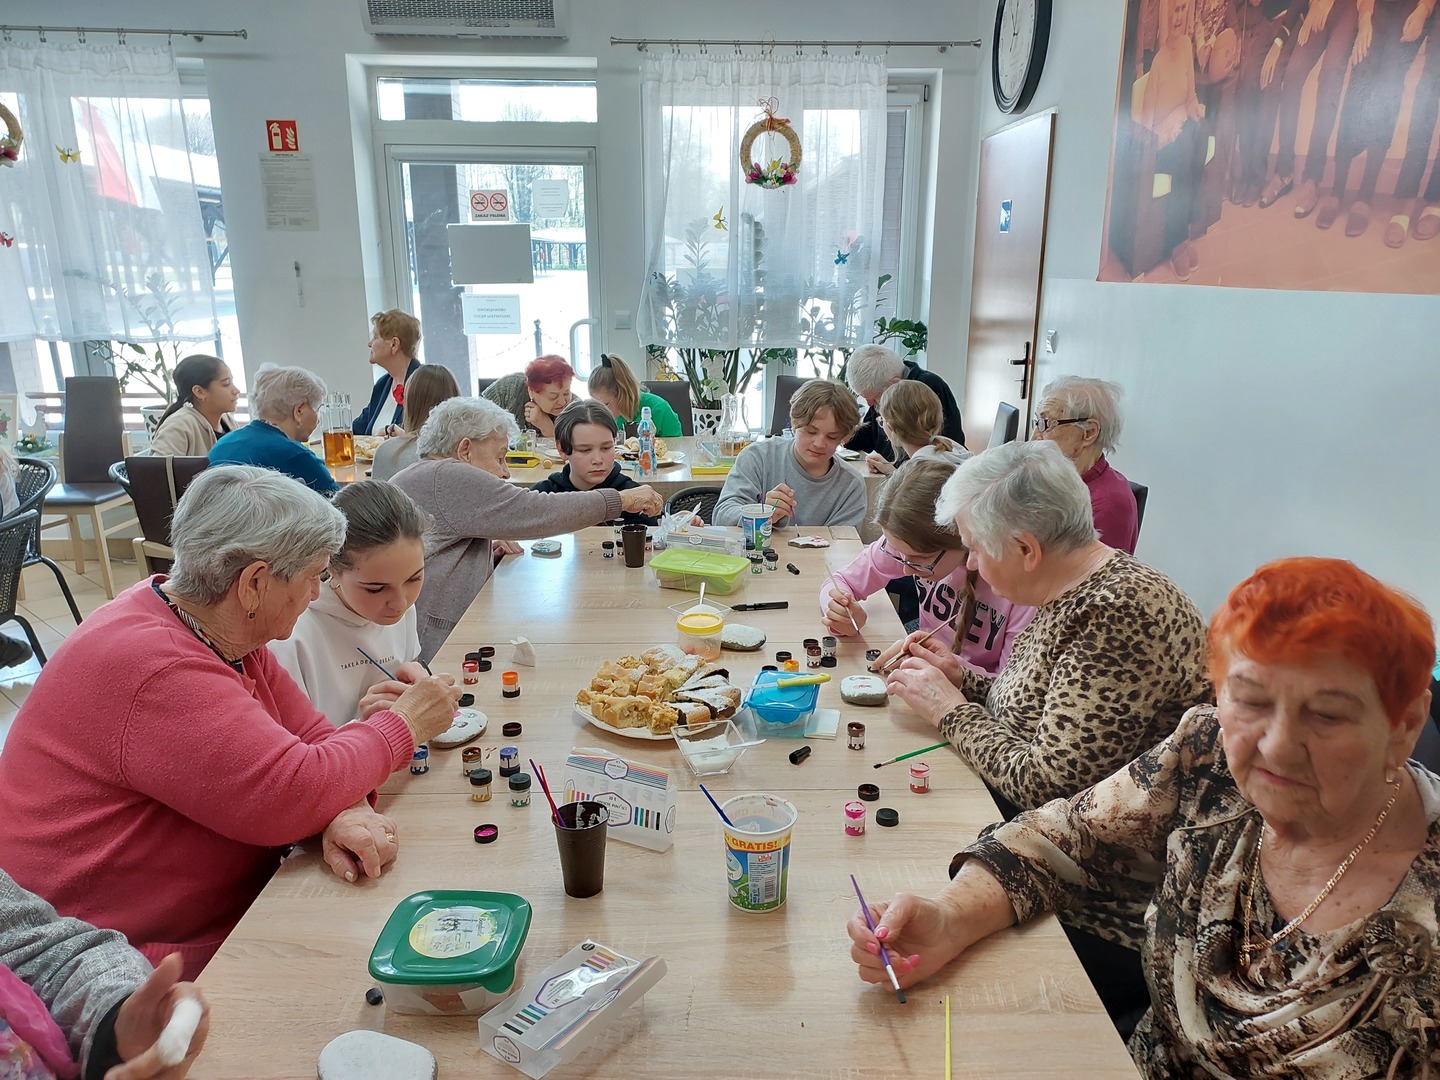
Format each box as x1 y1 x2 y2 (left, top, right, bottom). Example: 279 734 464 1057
713 379 867 530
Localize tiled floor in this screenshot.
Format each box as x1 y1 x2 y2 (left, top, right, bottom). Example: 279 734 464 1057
0 556 148 752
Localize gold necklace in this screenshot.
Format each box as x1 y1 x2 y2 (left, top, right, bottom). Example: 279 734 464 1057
1240 777 1403 970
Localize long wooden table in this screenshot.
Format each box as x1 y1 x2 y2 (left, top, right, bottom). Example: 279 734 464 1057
193 527 1139 1078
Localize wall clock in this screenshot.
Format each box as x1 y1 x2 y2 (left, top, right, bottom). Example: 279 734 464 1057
992 0 1052 115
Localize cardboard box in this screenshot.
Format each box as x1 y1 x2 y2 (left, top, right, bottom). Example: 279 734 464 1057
562 748 676 852
477 940 667 1079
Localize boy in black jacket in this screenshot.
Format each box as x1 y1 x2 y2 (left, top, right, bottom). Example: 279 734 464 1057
531 400 661 526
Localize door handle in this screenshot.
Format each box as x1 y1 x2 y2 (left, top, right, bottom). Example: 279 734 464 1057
1008 341 1031 399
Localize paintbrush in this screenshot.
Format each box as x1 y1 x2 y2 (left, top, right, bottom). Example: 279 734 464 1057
874 606 967 675
356 647 396 681
850 874 906 1004
872 741 950 769
825 571 863 637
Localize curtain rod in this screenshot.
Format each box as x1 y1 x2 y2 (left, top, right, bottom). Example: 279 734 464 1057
0 25 248 43
610 37 978 52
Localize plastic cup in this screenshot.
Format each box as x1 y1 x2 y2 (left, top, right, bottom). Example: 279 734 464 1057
670 599 728 661
738 503 774 550
720 793 798 913
621 524 647 567
554 800 609 898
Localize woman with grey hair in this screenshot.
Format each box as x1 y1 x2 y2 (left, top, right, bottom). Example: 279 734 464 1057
208 363 338 495
0 466 461 982
844 343 965 456
393 397 663 661
1031 375 1137 553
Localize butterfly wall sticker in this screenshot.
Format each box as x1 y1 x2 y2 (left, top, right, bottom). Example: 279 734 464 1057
713 207 727 231
834 249 849 265
55 146 80 164
0 233 13 248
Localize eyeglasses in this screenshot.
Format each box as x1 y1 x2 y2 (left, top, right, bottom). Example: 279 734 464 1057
1031 416 1091 433
878 539 946 574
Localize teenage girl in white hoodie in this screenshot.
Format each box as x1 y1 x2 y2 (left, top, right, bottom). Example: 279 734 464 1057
270 480 429 725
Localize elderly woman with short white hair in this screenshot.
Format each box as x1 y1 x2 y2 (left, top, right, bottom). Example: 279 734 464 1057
844 343 965 456
392 397 664 661
209 363 337 495
0 466 461 981
1031 375 1137 553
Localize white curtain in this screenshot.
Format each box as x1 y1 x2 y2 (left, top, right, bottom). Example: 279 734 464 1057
0 42 217 346
636 53 888 351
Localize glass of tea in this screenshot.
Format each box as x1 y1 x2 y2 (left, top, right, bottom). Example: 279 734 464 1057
321 393 355 467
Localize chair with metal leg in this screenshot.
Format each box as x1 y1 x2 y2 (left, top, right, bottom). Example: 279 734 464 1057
0 510 49 665
12 456 82 624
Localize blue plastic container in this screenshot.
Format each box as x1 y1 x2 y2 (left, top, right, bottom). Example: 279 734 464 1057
746 669 820 734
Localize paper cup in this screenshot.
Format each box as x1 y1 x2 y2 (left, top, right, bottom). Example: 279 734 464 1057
739 503 774 550
720 793 797 913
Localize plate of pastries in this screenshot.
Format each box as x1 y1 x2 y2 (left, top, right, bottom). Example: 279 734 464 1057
575 644 742 739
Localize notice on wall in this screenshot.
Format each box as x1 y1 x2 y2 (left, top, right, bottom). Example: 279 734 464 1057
999 199 1012 234
531 178 570 218
461 294 522 335
260 153 320 231
469 190 511 221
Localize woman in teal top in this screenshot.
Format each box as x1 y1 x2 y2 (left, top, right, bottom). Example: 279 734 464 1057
586 354 684 438
209 364 338 496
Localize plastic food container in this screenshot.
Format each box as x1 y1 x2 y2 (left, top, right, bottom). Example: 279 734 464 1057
368 890 532 1016
668 599 730 660
673 717 757 776
746 669 820 731
649 548 750 594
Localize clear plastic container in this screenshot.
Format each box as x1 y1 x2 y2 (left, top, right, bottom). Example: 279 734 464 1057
745 669 821 731
668 599 730 661
673 717 757 777
650 548 750 594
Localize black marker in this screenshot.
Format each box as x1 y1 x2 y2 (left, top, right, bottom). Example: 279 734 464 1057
732 601 790 611
785 562 801 575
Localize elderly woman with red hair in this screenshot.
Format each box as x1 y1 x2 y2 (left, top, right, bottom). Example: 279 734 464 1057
850 557 1440 1079
481 355 579 439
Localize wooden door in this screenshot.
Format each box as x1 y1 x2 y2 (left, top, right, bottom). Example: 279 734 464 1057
964 110 1056 447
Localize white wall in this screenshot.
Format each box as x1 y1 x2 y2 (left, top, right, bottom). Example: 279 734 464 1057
973 1 1440 618
2 0 983 422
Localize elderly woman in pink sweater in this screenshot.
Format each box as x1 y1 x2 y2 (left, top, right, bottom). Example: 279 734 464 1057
0 467 461 981
392 397 663 662
823 458 1033 676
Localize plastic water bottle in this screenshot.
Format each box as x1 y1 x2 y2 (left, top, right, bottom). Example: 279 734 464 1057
637 406 658 479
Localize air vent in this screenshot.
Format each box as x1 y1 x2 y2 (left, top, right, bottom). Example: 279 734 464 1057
362 0 569 38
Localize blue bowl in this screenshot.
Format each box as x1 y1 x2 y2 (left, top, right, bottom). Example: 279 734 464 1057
747 669 819 730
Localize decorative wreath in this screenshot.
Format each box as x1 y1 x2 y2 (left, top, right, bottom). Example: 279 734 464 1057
0 102 21 167
740 97 801 188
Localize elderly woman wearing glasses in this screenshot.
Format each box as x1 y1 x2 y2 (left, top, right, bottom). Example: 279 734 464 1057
1031 375 1138 553
851 558 1440 1080
822 458 1032 675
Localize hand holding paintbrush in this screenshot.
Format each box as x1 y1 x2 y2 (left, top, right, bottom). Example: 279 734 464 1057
822 572 865 637
868 607 968 676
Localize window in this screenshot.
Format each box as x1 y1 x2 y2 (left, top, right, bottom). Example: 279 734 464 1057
376 78 596 122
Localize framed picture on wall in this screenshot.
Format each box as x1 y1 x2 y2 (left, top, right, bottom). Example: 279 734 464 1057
0 394 18 449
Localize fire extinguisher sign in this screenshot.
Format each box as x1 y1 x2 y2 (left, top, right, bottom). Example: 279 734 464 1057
266 120 299 153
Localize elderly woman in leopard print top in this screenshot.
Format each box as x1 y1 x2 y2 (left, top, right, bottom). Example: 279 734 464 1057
852 558 1440 1079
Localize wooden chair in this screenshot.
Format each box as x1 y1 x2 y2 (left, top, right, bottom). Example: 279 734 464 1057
124 456 210 574
41 377 136 598
988 402 1021 449
0 510 49 665
663 485 724 524
642 380 695 436
11 456 82 624
768 375 811 436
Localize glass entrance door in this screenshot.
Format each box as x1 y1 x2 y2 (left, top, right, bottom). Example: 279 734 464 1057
386 149 599 393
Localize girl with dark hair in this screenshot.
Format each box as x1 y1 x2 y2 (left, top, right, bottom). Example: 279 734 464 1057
586 354 683 438
269 481 431 725
149 355 241 456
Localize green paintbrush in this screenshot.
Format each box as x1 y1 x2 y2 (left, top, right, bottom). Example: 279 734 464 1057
872 741 949 769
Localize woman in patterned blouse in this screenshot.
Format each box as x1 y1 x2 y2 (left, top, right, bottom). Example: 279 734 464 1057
851 557 1440 1079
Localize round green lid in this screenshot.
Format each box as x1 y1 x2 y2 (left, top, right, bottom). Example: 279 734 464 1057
368 890 532 989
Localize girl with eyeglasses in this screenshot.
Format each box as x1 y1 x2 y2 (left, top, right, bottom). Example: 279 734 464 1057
820 457 1033 676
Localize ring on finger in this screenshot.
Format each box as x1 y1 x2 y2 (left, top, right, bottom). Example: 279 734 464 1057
384 832 397 843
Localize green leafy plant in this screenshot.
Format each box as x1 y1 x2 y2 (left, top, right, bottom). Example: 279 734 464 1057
62 269 189 402
871 273 928 358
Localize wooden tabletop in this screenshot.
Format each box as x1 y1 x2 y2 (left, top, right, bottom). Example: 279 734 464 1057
192 526 1139 1078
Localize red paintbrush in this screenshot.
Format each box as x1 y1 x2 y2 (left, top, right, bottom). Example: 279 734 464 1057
530 758 562 827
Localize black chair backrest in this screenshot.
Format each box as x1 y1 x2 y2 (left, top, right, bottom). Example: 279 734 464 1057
477 377 497 396
63 376 127 484
642 380 696 436
988 402 1020 449
664 485 724 525
1129 481 1149 533
0 510 37 619
13 457 58 562
125 456 210 546
1410 679 1440 774
108 460 132 497
768 375 812 436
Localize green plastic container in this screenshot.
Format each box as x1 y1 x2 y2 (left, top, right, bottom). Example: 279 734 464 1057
650 548 750 594
368 890 531 1015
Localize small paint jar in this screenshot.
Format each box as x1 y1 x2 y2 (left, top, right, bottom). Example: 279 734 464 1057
806 645 822 668
498 746 519 777
764 549 779 571
783 658 799 673
601 541 615 559
822 636 837 659
469 767 492 802
509 772 531 807
844 801 866 836
502 671 520 698
749 553 763 574
802 637 820 652
847 721 866 751
909 761 931 793
461 746 483 776
462 659 479 686
409 743 429 775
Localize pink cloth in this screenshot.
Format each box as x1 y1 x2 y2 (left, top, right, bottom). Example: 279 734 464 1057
0 965 74 1079
0 579 417 981
1082 456 1139 554
824 542 1035 675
